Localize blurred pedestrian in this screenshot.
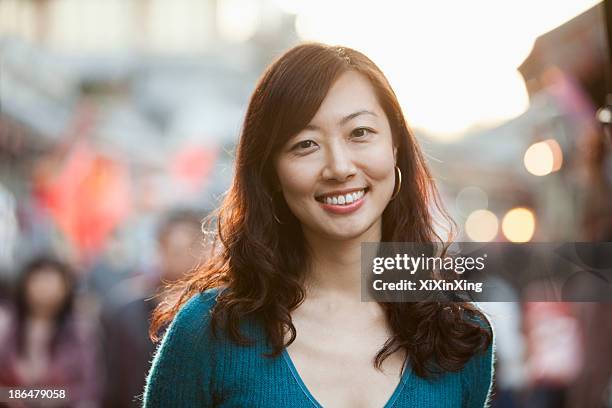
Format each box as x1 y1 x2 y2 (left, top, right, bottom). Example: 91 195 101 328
0 255 100 407
101 208 206 408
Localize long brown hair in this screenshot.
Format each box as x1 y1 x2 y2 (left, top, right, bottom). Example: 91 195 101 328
150 43 491 378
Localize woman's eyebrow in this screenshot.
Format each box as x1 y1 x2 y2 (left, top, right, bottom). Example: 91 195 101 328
340 110 377 125
304 110 377 130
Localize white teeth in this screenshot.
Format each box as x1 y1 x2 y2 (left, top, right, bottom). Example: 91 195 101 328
319 189 366 206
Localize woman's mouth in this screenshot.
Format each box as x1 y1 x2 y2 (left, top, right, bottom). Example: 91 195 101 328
315 188 368 214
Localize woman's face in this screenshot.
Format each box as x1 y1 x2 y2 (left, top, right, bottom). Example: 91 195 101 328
25 267 68 318
275 71 397 241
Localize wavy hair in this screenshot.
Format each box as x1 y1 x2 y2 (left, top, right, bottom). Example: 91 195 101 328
150 43 492 378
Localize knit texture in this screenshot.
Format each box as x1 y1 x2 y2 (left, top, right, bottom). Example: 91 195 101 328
143 288 495 407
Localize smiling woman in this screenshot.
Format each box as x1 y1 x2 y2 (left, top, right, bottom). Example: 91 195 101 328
144 43 494 408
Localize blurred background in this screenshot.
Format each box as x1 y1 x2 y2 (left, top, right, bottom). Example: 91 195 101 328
0 0 611 407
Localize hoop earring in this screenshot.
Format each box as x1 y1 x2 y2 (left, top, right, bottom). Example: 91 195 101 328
390 165 402 200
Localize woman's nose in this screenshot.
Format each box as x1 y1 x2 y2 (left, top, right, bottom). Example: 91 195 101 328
322 142 356 182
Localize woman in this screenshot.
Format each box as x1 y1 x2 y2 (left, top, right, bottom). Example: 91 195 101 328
145 43 494 408
0 255 100 407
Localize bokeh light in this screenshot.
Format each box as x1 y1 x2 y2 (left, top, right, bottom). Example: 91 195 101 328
546 139 563 172
465 209 499 242
502 207 536 242
524 139 563 176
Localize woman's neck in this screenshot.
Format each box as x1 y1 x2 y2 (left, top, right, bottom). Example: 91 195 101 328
302 220 381 303
28 310 55 323
26 315 54 333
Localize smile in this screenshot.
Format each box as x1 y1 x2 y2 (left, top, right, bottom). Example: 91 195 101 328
315 188 368 214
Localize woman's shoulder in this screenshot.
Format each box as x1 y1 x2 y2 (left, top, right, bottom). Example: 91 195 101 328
144 288 223 407
169 287 222 333
459 306 495 406
464 306 495 364
456 305 495 376
151 288 224 363
465 304 494 336
180 287 221 314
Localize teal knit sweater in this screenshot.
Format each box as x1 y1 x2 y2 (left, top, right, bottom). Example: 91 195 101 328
143 289 494 407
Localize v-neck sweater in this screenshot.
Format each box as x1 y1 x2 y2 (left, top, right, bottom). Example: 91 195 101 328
143 288 494 407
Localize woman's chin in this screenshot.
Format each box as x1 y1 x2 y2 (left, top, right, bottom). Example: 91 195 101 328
317 221 379 242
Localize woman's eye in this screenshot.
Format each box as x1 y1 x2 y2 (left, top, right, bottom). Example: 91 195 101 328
292 140 317 151
351 128 372 138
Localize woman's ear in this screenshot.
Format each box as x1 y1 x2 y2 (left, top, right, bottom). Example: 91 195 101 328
393 146 398 163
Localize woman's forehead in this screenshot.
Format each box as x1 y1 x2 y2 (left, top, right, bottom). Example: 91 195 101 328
309 71 384 126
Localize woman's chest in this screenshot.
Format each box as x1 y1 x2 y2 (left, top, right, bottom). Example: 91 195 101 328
283 305 407 408
214 330 465 408
285 340 406 408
